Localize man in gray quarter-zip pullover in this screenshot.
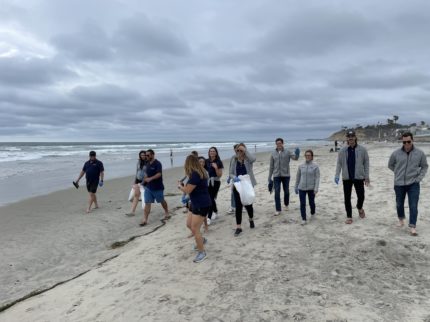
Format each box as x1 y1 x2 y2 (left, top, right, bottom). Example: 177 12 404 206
335 129 370 224
268 138 300 216
388 132 428 236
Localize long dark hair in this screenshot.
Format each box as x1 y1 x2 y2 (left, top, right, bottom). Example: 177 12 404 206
208 146 221 162
138 150 146 169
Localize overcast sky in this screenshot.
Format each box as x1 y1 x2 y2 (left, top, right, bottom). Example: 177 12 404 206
1 0 430 142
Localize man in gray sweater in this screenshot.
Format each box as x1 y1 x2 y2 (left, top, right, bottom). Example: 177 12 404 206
388 132 428 236
268 138 300 216
335 129 370 224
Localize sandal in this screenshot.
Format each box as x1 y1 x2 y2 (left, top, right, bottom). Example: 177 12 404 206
345 218 353 224
358 209 366 219
139 222 147 227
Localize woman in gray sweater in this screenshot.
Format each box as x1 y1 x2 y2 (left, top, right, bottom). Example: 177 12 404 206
295 150 320 225
229 143 256 236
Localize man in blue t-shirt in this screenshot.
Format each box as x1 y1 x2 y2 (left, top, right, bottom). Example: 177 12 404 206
140 149 170 226
74 151 104 213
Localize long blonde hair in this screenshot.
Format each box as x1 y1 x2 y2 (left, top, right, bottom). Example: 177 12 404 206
184 155 208 179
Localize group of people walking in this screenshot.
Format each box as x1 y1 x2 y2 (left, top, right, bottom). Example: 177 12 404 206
74 130 428 263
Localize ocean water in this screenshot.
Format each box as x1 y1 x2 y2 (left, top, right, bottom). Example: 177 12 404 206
0 140 328 206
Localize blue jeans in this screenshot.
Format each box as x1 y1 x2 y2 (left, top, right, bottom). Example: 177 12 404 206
299 190 316 221
394 182 420 228
274 176 290 211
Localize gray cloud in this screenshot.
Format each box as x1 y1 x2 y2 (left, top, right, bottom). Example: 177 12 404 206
0 57 76 86
51 23 113 61
112 13 191 59
1 0 430 142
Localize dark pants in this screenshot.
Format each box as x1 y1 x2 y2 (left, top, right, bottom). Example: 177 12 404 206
343 179 365 218
208 180 221 219
394 182 420 228
274 176 290 211
299 190 315 221
233 187 253 225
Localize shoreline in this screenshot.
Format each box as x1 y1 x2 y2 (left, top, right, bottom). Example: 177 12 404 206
0 151 271 309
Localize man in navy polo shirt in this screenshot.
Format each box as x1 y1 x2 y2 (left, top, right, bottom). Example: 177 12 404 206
74 151 104 213
140 149 170 226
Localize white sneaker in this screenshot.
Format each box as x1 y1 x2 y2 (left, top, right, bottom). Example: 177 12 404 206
284 206 289 211
227 208 235 214
301 220 307 225
212 213 217 220
207 218 211 225
274 211 281 216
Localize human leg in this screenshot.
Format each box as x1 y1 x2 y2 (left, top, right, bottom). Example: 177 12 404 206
273 176 282 212
394 185 407 225
354 179 365 212
407 182 420 229
342 180 353 218
282 176 290 207
299 190 307 221
233 187 243 226
308 191 316 215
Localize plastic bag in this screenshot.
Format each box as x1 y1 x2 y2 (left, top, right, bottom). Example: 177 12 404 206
233 174 255 205
128 188 135 202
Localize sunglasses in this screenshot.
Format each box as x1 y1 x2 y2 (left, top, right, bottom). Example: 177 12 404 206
402 141 412 144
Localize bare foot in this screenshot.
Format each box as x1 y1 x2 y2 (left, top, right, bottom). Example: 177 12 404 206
397 220 405 227
410 228 418 236
345 218 353 224
86 208 91 214
204 225 209 233
94 206 99 210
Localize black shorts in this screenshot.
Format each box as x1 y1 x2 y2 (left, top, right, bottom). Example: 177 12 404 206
134 178 143 184
86 181 98 193
192 206 210 217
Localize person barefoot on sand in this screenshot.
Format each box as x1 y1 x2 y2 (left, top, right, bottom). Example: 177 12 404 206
178 155 212 263
388 132 428 236
140 149 170 226
126 150 147 217
74 151 104 213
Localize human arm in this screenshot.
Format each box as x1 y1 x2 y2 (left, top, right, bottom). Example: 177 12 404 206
291 148 300 160
144 172 161 183
314 166 320 194
363 149 370 185
294 167 301 194
388 151 396 172
75 170 85 183
417 152 428 182
268 154 274 182
334 150 342 183
178 183 196 195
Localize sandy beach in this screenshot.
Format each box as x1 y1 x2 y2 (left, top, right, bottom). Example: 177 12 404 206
1 144 430 322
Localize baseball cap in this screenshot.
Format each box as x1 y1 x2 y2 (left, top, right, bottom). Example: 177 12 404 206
346 129 356 137
89 151 96 156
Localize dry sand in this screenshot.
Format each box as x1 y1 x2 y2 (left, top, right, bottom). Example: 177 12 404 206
1 144 430 322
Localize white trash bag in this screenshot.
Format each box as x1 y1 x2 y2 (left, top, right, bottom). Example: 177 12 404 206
233 174 255 206
128 187 135 202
